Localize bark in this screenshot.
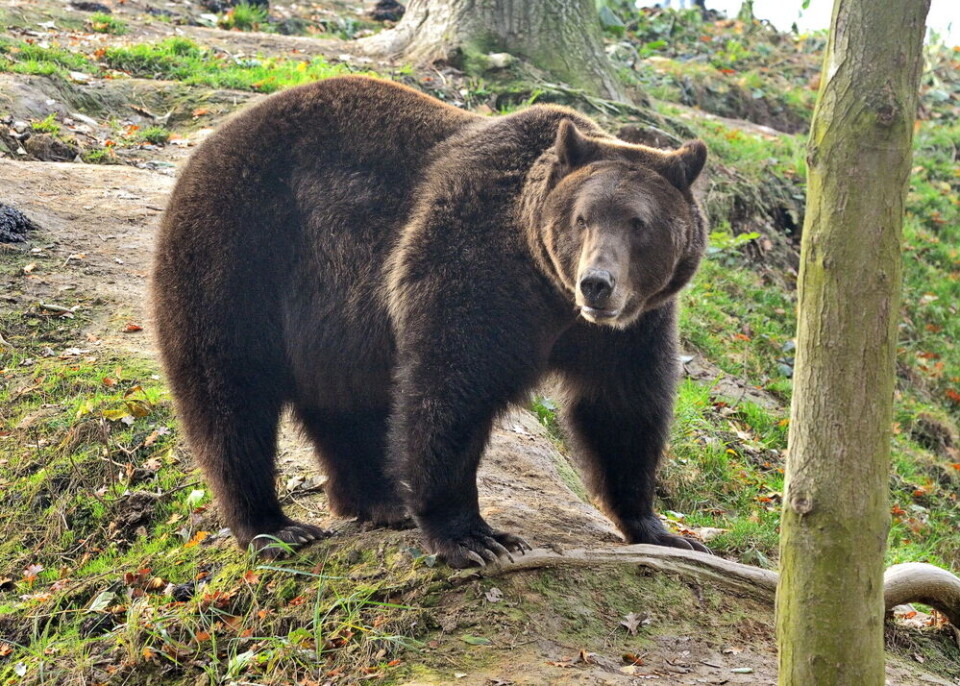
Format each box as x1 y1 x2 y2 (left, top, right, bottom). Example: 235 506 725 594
359 0 627 102
775 1 931 685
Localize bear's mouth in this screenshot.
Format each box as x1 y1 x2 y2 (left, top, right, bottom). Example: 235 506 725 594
579 306 622 324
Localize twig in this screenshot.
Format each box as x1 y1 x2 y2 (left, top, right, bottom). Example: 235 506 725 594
37 302 79 317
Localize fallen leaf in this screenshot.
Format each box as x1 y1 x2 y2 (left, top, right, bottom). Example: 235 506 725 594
184 531 210 548
484 586 503 603
124 323 143 333
23 563 43 583
461 634 491 645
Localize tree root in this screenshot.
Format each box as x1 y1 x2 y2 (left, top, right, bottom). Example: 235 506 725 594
884 562 960 626
459 545 960 627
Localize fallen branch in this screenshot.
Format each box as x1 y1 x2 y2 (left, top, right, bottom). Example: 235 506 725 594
463 545 960 626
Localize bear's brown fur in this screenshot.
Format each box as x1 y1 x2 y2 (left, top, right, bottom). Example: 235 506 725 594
152 76 708 566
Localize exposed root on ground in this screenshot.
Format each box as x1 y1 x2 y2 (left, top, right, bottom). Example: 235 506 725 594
885 562 960 627
464 545 960 627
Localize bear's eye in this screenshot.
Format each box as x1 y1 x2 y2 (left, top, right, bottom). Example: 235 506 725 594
575 216 587 230
630 218 645 232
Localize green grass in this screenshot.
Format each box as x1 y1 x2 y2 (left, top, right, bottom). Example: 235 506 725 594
81 147 116 164
137 125 171 145
0 40 92 76
101 38 360 93
0 331 424 684
0 37 366 94
219 2 269 31
88 11 127 35
29 113 60 135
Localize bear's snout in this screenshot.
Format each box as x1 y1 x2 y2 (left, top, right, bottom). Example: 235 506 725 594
578 268 615 308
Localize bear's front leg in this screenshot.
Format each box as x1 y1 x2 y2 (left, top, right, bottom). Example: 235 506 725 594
388 328 540 568
552 304 711 554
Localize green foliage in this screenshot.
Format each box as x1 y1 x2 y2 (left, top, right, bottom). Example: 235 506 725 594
81 147 116 164
101 38 360 93
0 38 93 76
0 342 423 683
137 125 171 145
30 113 60 135
0 37 367 95
88 11 127 35
530 395 562 441
219 2 269 31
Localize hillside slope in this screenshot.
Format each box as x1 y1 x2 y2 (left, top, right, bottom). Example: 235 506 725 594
0 2 958 684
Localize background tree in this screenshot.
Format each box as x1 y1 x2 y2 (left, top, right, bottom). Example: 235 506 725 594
360 0 627 102
776 0 931 684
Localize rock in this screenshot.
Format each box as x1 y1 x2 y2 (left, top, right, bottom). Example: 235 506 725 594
70 1 112 11
0 203 40 243
368 0 404 22
486 52 514 69
23 133 78 162
273 16 310 35
199 0 266 11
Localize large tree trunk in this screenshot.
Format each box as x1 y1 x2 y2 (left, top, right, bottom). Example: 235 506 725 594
776 1 930 684
359 0 627 102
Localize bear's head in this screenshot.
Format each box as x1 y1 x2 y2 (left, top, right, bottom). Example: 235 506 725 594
532 119 708 329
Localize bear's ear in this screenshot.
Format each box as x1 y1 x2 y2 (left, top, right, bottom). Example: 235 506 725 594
660 140 708 191
554 119 599 169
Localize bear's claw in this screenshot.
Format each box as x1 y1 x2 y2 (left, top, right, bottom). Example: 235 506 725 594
432 529 531 568
655 531 712 554
248 520 329 560
622 515 712 555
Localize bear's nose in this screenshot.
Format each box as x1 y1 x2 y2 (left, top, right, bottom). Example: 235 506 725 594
579 269 615 306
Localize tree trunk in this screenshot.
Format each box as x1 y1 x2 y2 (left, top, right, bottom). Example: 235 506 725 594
776 1 930 684
359 0 627 102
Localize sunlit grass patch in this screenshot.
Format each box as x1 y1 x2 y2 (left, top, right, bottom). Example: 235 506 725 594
0 37 370 95
218 1 269 31
100 37 362 93
88 11 127 35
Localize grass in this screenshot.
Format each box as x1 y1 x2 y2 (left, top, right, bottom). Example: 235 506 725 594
218 2 269 31
88 12 127 35
0 322 425 684
137 126 170 145
0 37 365 94
29 114 60 135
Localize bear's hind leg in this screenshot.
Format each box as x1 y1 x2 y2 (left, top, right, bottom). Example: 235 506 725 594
175 385 326 559
295 406 410 528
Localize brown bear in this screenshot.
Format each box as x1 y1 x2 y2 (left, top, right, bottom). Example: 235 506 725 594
152 76 708 567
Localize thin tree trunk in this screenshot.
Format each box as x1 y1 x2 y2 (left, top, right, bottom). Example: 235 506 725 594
359 0 627 102
776 1 930 684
